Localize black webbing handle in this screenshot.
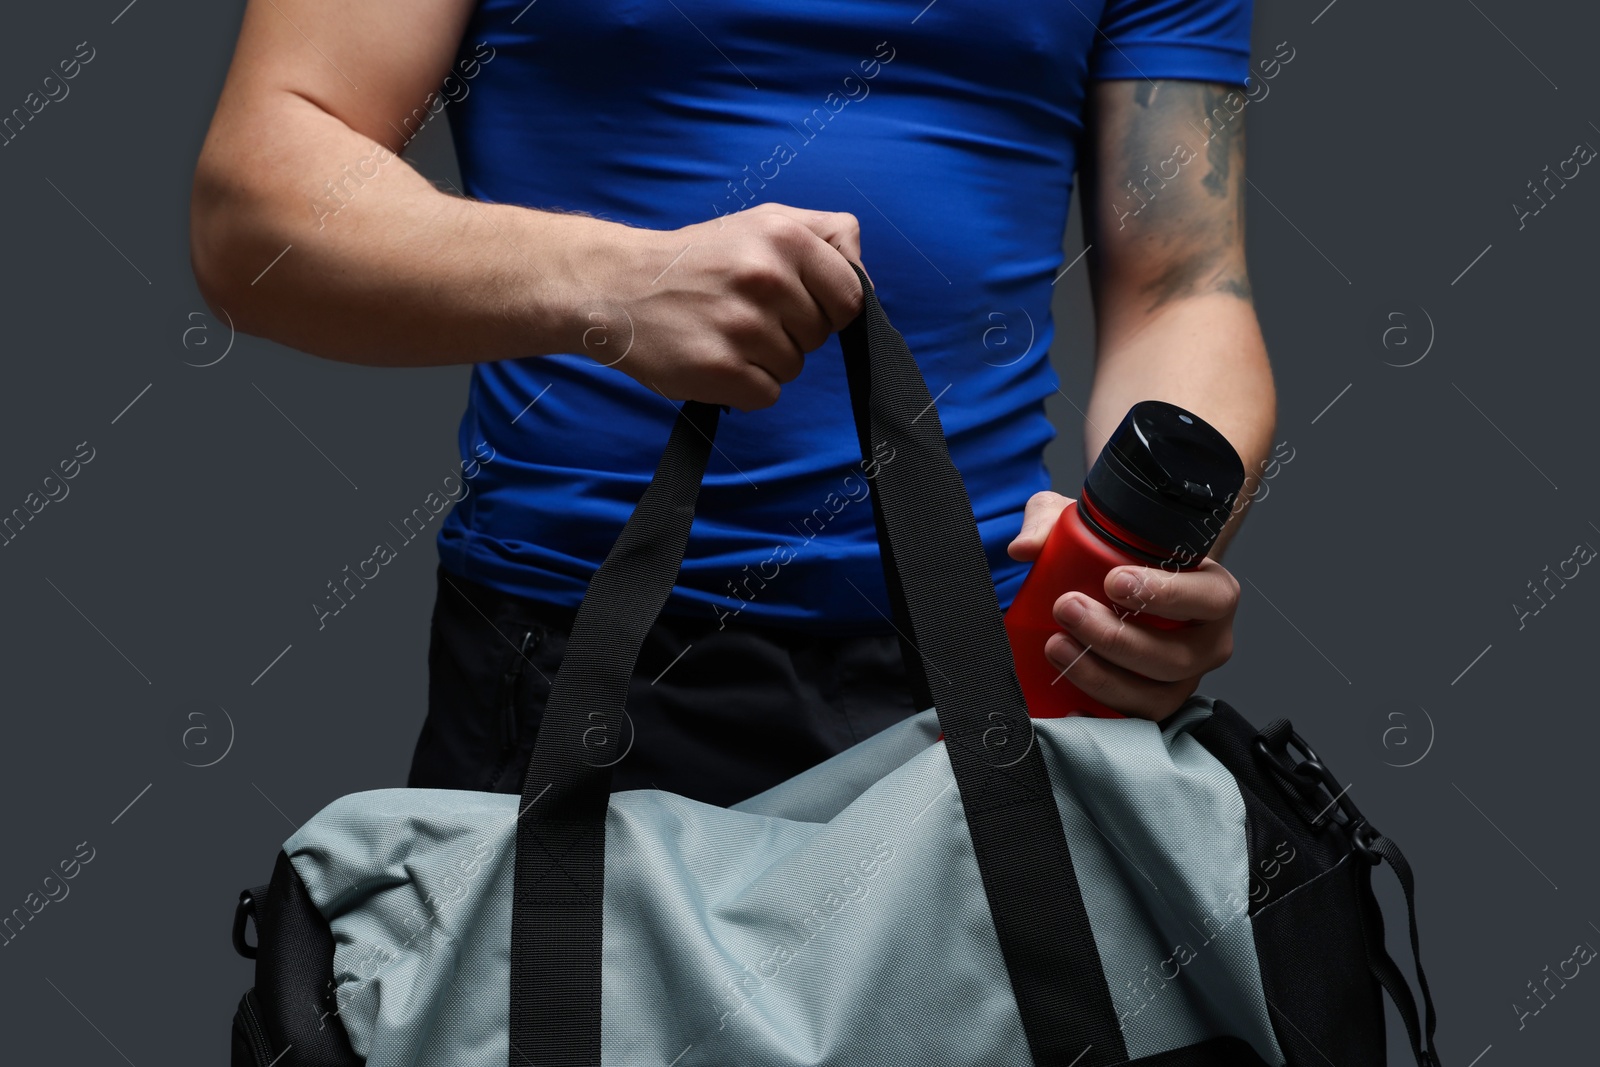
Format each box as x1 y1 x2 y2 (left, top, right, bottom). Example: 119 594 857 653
509 263 1127 1066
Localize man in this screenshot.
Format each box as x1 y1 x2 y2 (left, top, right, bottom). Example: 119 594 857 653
190 0 1275 806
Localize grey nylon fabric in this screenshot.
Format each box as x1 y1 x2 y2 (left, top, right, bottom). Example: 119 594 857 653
283 692 1284 1066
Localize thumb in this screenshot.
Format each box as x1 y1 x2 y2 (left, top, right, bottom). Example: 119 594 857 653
1006 491 1074 562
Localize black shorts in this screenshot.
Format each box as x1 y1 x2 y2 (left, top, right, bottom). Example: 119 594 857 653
405 564 922 808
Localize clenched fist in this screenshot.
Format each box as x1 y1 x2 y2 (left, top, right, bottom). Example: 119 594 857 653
580 202 870 411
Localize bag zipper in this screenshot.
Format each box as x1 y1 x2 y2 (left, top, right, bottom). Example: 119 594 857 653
238 987 277 1066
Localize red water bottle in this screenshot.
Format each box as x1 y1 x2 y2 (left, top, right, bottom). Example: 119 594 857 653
1003 400 1246 718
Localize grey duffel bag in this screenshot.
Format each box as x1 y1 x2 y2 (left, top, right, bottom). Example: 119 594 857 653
229 262 1442 1066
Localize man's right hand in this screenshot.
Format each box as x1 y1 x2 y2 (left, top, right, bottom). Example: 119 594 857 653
581 202 868 412
190 0 868 394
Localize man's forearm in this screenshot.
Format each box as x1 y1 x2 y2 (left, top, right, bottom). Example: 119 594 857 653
1076 78 1279 562
189 90 637 368
1082 293 1277 561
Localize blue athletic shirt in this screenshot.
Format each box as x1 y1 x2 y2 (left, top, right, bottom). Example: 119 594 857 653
438 0 1253 633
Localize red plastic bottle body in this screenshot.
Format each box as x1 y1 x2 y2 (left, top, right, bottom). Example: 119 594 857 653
1003 496 1200 718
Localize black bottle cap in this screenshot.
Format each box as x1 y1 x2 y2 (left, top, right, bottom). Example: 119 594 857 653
1081 400 1247 565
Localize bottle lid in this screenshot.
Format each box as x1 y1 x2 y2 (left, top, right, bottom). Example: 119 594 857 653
1081 400 1247 565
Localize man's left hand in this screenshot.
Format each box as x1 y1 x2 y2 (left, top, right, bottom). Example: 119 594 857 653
1006 490 1240 722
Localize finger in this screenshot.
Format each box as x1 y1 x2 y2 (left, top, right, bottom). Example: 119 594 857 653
787 224 867 333
776 324 811 378
717 298 808 389
1042 631 1198 721
647 363 779 413
790 207 861 263
1052 593 1228 683
724 361 783 412
1105 558 1240 622
1006 490 1074 561
755 322 806 384
747 201 860 261
729 223 832 386
731 278 812 386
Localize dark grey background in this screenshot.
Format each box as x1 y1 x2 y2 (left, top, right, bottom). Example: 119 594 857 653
0 1 1593 1064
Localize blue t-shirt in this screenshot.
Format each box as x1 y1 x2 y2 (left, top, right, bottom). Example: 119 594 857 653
438 0 1252 633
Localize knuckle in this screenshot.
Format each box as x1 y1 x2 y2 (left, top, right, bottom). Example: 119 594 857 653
1027 489 1061 510
1075 657 1112 698
1099 616 1134 661
744 375 782 410
796 325 831 355
707 346 751 382
720 303 769 341
757 211 806 244
821 282 865 332
839 277 866 318
1142 571 1174 607
766 340 806 381
1168 641 1199 679
735 253 789 293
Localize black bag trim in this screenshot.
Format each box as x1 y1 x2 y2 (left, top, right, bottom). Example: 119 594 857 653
240 849 362 1067
509 263 1128 1066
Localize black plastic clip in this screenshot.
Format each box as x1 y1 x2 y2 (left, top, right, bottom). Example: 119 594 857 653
1255 727 1382 866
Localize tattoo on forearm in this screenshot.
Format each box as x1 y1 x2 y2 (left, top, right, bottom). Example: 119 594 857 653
1199 86 1234 199
1095 80 1253 311
1215 273 1252 300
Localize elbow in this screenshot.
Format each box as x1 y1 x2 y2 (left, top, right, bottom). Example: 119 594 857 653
189 155 230 316
188 154 284 340
188 161 246 332
188 228 233 333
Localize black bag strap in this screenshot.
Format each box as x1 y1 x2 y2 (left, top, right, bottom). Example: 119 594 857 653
1255 721 1442 1066
1357 833 1443 1067
509 262 1128 1066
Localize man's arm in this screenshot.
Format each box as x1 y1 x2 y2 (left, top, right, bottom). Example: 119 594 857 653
188 0 863 410
1077 78 1277 560
1004 77 1276 720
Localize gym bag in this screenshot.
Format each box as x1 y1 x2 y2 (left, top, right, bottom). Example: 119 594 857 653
228 262 1443 1066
